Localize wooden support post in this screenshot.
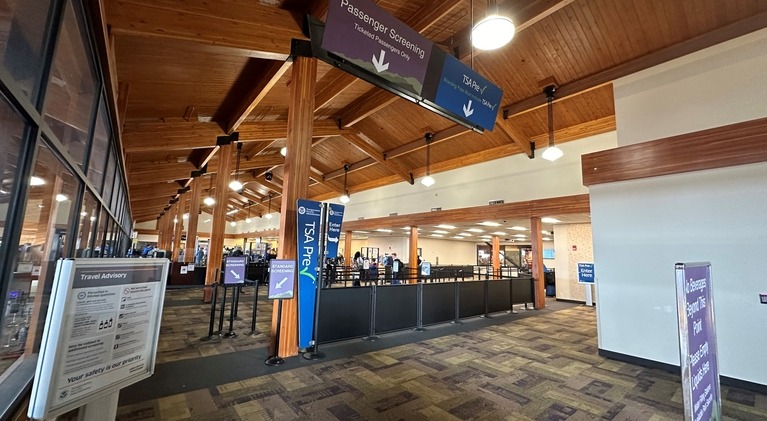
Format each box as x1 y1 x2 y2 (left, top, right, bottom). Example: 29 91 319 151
204 142 233 302
270 56 316 358
173 197 185 260
530 217 545 309
492 235 501 278
409 226 418 283
185 178 201 262
344 230 352 266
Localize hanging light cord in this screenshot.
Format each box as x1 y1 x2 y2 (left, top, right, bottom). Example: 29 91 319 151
235 142 242 182
545 86 556 147
425 134 433 175
343 164 350 195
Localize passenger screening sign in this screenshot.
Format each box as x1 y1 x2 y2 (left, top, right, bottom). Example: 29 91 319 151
323 0 434 95
675 262 722 421
29 259 169 419
296 199 322 350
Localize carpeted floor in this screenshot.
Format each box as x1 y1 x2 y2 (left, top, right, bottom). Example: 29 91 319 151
112 286 767 420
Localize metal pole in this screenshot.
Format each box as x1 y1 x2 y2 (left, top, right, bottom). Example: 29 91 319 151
223 286 238 338
200 275 220 341
303 203 328 360
481 276 491 318
247 281 259 335
414 282 426 331
363 284 379 341
264 299 285 366
217 283 228 335
451 277 463 324
507 276 517 314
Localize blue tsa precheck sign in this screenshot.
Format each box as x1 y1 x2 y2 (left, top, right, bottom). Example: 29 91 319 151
577 262 595 284
432 53 503 131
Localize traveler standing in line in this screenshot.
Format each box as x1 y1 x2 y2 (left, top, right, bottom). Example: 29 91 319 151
391 253 403 284
352 251 363 287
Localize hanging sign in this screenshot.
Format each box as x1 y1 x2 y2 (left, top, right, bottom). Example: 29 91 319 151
296 199 323 350
674 262 721 421
325 203 345 261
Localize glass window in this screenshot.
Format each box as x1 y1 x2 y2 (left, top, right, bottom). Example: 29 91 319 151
87 99 109 192
0 97 28 378
42 0 98 169
93 206 107 257
101 148 115 207
0 0 53 101
2 141 78 373
75 191 98 257
104 218 115 257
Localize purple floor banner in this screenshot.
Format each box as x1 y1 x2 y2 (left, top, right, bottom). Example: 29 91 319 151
296 199 322 350
675 262 722 421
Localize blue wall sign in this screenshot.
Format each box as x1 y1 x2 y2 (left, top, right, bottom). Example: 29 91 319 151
224 256 247 284
325 204 345 262
577 262 595 284
431 53 503 131
296 199 322 350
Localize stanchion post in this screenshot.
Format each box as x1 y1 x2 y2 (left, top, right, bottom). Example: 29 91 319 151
481 277 492 319
200 278 221 341
247 281 259 335
363 284 380 341
265 298 285 366
414 282 426 332
223 286 238 338
217 283 228 334
450 277 463 325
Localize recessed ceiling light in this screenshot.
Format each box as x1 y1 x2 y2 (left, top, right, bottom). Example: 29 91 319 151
430 234 444 237
203 197 215 206
30 176 45 186
401 227 410 230
204 219 211 223
480 235 492 239
452 236 463 239
354 230 370 234
433 230 449 234
543 237 553 241
0 189 7 194
230 221 236 226
513 234 526 238
226 209 238 215
80 211 87 216
376 229 392 233
55 193 68 202
183 213 189 220
491 231 506 236
509 226 527 231
542 217 561 224
478 221 501 227
458 233 471 237
541 230 550 235
435 224 455 229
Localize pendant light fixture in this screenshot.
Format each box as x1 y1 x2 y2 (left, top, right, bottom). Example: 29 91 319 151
245 201 252 223
265 194 273 219
203 174 215 206
471 0 515 51
229 142 244 191
421 133 435 187
541 85 564 162
340 164 351 203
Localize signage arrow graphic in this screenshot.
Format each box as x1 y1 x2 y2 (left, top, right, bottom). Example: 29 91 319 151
230 270 240 280
328 237 339 243
463 100 474 117
372 50 389 73
276 277 287 288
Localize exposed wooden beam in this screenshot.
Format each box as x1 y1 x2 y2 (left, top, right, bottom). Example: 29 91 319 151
215 59 292 133
314 72 358 112
332 132 413 184
338 89 397 128
503 10 767 119
495 118 533 158
122 119 348 153
106 0 304 60
385 125 470 159
117 82 130 134
529 115 616 146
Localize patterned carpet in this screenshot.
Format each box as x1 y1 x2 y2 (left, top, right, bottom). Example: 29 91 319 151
112 288 767 421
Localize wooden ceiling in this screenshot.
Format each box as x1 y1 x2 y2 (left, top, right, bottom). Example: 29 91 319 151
100 0 767 223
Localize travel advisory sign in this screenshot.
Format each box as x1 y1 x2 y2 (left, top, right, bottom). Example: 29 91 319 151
675 262 722 421
322 0 433 95
29 259 169 419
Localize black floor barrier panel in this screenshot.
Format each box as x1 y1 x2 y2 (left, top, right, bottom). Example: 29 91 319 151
375 284 418 335
422 282 455 325
488 280 511 313
459 281 485 318
317 287 371 343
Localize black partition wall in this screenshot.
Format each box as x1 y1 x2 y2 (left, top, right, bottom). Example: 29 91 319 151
316 277 535 345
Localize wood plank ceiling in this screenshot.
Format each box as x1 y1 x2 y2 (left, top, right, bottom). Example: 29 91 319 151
103 0 767 223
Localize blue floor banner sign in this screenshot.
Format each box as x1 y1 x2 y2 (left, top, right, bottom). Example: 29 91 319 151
325 204 345 261
675 262 721 421
296 199 323 350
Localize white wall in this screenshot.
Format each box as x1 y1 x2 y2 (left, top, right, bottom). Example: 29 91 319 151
417 238 475 265
553 223 594 302
338 131 617 220
593 28 767 386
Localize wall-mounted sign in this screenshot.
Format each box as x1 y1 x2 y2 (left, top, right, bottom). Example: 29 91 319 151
674 262 721 421
29 259 169 419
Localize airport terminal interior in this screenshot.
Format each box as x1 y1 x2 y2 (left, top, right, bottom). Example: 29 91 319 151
0 0 766 419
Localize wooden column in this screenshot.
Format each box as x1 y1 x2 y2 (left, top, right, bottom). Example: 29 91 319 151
164 205 175 250
185 178 202 262
270 56 316 358
408 226 418 283
173 197 185 260
344 230 352 266
157 213 168 250
492 235 501 278
530 217 545 309
204 142 233 301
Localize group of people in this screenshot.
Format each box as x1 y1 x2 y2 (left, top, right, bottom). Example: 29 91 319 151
350 251 405 286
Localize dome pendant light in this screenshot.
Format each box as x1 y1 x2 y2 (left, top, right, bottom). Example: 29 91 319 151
421 133 435 187
541 85 564 162
265 194 273 219
471 0 515 51
228 142 244 191
203 174 215 206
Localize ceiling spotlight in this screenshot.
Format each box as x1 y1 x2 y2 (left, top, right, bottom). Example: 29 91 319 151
280 147 287 156
542 217 561 224
30 176 45 186
265 172 273 181
55 193 68 202
228 180 243 191
203 196 215 206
